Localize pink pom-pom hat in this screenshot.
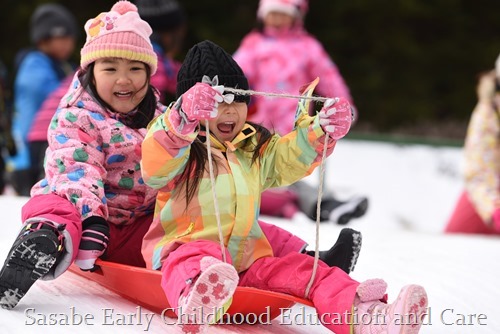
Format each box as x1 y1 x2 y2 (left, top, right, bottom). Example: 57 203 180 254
80 0 157 74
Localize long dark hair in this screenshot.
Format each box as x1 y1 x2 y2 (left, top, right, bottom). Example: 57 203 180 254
78 62 158 129
175 121 272 206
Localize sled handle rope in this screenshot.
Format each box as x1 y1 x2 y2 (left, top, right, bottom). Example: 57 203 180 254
224 87 331 103
304 134 329 298
205 83 329 298
205 119 227 263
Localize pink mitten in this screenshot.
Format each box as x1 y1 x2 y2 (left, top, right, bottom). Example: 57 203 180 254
169 82 224 134
492 208 500 232
318 97 353 140
181 82 224 121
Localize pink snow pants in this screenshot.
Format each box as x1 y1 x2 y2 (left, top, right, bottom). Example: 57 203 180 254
161 240 359 334
22 194 152 268
445 191 500 235
260 188 300 218
21 194 308 269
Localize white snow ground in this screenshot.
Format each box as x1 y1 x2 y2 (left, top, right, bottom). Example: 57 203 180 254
0 139 499 334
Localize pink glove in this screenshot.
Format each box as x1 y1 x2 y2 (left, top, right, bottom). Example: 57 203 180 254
318 97 353 140
492 208 500 232
169 82 224 134
181 82 224 121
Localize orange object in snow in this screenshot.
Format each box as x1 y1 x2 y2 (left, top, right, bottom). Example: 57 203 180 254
69 259 313 321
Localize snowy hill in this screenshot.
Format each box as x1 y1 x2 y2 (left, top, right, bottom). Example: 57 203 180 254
0 139 498 334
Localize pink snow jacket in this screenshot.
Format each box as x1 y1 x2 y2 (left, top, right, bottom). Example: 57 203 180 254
463 71 500 225
27 74 73 143
30 71 165 226
141 101 336 273
149 42 181 104
233 28 353 135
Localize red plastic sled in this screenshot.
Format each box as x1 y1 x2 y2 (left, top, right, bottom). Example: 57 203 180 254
69 259 313 320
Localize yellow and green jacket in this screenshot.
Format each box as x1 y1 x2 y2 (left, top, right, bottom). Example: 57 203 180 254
141 106 336 272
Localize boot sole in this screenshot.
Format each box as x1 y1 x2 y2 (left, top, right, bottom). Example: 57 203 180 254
0 230 60 309
178 261 239 333
392 284 428 334
346 229 362 273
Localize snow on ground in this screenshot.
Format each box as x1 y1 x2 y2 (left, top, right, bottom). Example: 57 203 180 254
0 139 498 334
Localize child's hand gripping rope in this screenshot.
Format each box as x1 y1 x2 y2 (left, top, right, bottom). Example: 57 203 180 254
180 82 224 121
318 97 353 140
169 76 235 134
222 83 353 140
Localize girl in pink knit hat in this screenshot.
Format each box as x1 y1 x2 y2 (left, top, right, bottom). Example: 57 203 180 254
0 0 359 311
0 0 162 310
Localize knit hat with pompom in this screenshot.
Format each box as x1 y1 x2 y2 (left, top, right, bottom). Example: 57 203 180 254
80 0 157 74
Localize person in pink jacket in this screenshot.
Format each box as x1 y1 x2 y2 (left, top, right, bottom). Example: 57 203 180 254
445 54 500 235
233 0 369 226
141 39 428 334
0 1 361 311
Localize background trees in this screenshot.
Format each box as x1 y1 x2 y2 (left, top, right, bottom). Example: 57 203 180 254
1 0 499 140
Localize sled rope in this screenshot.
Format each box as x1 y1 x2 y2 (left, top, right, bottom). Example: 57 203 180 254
224 87 330 103
205 120 227 263
304 125 329 298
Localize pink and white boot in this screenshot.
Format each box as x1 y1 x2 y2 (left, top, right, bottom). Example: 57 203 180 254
353 279 428 334
177 256 239 334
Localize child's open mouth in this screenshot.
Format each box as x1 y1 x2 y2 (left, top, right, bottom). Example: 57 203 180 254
114 91 132 98
217 121 235 134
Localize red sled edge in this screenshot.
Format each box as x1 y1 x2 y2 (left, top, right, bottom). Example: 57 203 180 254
68 259 314 320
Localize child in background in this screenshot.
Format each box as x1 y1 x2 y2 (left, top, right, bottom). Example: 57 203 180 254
26 74 73 175
0 59 16 194
136 0 187 104
445 53 500 235
234 0 368 225
0 1 360 311
141 39 428 334
8 4 78 196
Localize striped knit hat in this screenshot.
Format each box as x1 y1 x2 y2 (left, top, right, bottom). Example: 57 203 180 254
80 0 157 74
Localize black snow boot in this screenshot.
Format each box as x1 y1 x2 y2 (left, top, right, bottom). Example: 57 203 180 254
0 221 64 309
325 196 369 225
306 228 362 274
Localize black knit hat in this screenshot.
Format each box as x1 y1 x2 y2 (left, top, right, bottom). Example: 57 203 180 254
176 40 250 104
30 4 78 44
135 0 186 32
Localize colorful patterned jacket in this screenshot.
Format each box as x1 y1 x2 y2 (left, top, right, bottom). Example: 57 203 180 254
141 100 336 273
464 71 500 225
30 71 165 226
